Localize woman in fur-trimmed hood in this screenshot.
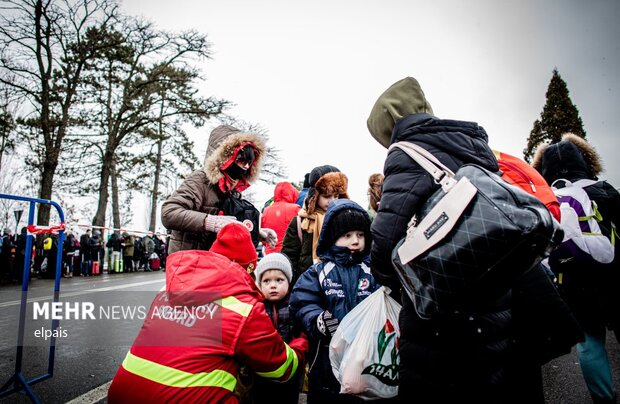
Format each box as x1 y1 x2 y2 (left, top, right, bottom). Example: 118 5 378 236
531 133 603 184
281 166 349 282
161 125 266 254
532 132 620 403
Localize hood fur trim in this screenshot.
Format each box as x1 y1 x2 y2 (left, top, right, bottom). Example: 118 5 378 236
530 142 549 173
306 172 349 215
203 131 266 185
531 133 602 176
561 133 603 176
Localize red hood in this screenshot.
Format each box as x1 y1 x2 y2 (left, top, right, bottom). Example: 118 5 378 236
165 250 263 303
273 182 299 203
217 142 258 193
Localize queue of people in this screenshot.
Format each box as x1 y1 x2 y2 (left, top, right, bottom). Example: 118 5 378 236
72 231 169 276
0 228 170 281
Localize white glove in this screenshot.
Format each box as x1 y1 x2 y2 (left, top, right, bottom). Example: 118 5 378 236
259 228 278 248
204 214 238 233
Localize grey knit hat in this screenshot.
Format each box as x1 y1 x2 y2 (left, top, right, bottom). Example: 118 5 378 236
255 252 293 284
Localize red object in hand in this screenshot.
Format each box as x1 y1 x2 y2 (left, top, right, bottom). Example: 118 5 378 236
288 336 309 355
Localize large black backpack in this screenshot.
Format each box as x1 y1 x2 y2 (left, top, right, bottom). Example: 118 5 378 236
219 192 261 247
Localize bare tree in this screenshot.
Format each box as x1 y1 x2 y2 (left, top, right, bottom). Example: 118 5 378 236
0 0 119 225
0 154 30 231
77 20 227 228
0 95 16 177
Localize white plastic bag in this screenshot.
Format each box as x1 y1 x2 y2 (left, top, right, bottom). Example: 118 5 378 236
329 286 401 400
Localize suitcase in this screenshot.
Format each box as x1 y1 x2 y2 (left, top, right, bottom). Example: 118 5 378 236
113 252 122 273
149 256 161 271
92 261 100 276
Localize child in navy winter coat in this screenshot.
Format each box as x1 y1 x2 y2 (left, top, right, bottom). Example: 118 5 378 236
290 199 378 403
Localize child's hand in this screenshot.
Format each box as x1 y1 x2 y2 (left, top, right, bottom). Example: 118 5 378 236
316 311 339 337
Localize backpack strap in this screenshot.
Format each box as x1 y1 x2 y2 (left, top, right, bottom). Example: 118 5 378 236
551 178 572 188
579 200 603 224
553 178 604 224
389 142 458 192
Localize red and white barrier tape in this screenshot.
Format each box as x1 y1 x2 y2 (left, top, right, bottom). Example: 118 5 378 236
25 222 162 237
27 223 66 235
74 223 162 236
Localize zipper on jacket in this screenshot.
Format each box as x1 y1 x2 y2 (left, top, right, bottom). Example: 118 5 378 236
309 341 321 373
500 160 537 193
273 306 278 330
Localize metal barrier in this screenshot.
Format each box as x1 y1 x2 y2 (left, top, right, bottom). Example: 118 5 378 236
0 194 65 404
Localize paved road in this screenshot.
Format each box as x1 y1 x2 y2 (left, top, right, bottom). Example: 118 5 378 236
0 271 166 404
1 272 618 403
543 331 620 403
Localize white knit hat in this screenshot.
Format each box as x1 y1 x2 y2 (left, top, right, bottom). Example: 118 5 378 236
255 252 293 284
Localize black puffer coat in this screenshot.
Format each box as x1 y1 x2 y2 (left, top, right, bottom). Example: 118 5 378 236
371 113 515 402
533 134 620 333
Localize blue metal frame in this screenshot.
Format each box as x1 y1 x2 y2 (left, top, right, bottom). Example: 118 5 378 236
0 194 65 404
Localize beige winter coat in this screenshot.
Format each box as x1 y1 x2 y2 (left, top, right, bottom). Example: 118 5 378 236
161 125 265 254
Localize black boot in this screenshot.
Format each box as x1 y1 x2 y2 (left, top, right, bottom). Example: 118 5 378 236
591 392 617 404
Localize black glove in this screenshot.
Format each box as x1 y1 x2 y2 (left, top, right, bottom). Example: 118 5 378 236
316 310 339 337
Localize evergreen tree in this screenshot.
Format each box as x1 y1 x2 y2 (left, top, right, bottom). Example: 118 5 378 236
523 68 586 162
523 119 544 163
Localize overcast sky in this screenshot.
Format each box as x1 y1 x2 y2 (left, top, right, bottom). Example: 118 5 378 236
121 0 620 226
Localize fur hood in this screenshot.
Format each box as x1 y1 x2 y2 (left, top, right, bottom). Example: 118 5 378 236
306 172 349 215
203 125 266 185
531 133 603 183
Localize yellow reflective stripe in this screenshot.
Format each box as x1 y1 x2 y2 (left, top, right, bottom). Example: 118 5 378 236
122 351 236 391
255 343 298 381
217 296 253 317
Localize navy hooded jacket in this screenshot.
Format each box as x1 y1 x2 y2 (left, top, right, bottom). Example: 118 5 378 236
290 199 378 341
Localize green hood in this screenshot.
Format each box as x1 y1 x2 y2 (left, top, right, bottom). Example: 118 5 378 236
366 77 434 148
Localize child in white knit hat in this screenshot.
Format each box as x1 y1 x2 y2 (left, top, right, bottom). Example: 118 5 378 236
252 252 301 404
255 252 293 304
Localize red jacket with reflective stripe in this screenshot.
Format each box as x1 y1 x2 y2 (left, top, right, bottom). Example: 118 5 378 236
108 250 306 403
261 182 300 254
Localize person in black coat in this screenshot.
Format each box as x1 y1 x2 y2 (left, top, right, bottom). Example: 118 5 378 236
79 230 92 276
533 133 620 403
366 77 582 403
12 227 28 283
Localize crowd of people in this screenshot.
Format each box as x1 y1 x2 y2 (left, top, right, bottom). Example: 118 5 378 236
0 226 26 284
110 76 619 404
2 75 618 404
0 228 169 282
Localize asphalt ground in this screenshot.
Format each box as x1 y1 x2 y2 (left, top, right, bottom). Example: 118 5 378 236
1 272 618 403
